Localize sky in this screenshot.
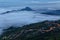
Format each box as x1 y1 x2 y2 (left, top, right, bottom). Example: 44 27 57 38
0 0 60 9
0 0 60 3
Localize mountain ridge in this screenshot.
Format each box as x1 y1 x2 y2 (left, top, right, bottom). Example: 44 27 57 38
42 10 60 15
0 7 60 16
0 7 35 15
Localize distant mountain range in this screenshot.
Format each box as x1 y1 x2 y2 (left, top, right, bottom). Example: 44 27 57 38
42 10 60 15
0 7 60 16
0 7 35 15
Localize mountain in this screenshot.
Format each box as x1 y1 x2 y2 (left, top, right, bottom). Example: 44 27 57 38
1 7 60 16
20 7 35 11
0 20 60 40
0 7 35 15
42 10 60 15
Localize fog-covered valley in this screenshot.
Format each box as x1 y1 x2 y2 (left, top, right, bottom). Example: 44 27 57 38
0 7 59 34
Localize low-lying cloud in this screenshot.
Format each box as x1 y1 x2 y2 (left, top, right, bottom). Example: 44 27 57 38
0 8 60 34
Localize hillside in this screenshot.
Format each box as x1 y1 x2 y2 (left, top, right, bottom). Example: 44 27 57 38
42 10 60 15
0 20 60 40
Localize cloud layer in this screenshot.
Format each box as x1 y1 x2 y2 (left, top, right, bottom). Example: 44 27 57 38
0 8 60 34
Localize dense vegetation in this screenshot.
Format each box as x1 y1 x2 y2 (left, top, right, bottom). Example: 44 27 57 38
0 20 60 40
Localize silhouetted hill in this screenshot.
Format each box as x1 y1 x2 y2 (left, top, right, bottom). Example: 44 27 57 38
1 7 35 15
0 7 35 15
1 7 60 16
42 10 60 15
20 7 35 11
0 20 60 40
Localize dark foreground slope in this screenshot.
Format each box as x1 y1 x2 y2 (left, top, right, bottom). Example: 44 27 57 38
0 20 60 40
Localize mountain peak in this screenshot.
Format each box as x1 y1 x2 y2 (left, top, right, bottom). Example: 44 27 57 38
20 7 35 11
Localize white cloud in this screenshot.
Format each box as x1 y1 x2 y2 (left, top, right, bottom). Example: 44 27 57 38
0 8 59 34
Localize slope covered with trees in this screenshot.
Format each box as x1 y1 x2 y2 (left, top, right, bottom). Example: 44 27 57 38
0 20 60 40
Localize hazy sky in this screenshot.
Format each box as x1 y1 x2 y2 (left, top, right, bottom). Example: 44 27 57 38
0 0 60 2
0 0 59 2
0 0 60 9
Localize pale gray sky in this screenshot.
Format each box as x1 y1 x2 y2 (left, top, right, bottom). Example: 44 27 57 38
0 0 60 9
